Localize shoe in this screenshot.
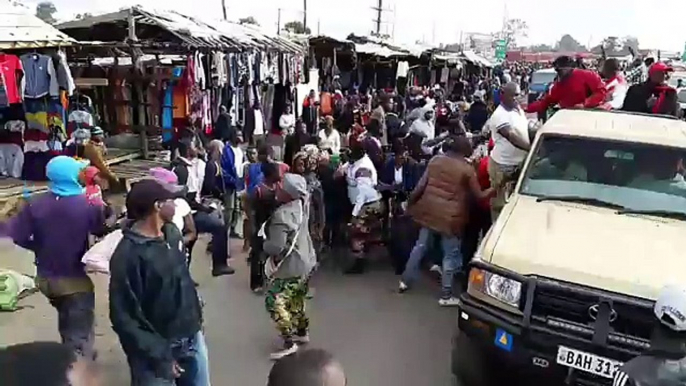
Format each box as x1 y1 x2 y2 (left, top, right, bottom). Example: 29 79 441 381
398 281 409 293
270 342 298 360
438 297 460 307
212 266 236 277
430 264 443 276
293 333 310 344
344 258 366 275
252 287 264 294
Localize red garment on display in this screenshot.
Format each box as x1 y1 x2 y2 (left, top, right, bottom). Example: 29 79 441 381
0 54 23 104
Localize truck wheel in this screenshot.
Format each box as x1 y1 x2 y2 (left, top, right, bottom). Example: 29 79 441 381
452 330 496 386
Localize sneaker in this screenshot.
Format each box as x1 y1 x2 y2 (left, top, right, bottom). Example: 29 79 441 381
252 287 264 294
212 266 236 277
438 297 460 307
270 342 298 360
430 264 443 276
398 281 409 293
293 333 310 344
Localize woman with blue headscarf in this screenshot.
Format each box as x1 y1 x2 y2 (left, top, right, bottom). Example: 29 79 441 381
5 156 107 360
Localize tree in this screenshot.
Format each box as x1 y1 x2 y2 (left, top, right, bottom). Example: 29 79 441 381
238 16 259 26
283 20 310 35
75 13 92 20
499 18 528 47
35 1 57 25
555 34 586 52
528 44 554 53
623 36 640 53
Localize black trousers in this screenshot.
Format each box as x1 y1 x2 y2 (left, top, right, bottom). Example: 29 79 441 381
462 205 493 268
249 236 265 290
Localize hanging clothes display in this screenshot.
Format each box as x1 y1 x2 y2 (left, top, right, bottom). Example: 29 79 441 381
20 53 60 99
161 81 174 143
0 54 23 107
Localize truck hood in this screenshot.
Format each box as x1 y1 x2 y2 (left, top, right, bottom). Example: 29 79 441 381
485 196 686 300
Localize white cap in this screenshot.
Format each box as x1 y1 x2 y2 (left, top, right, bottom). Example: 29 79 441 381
654 285 686 331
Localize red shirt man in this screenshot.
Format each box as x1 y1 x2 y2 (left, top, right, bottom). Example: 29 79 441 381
526 56 606 114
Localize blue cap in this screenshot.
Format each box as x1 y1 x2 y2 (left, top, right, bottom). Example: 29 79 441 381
46 156 89 197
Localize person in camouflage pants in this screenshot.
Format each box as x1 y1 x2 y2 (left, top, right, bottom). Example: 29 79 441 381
265 278 310 342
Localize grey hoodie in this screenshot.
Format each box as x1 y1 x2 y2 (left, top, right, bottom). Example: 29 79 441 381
263 174 317 279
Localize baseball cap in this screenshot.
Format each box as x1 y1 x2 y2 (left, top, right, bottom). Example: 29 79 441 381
125 179 176 220
654 284 686 332
649 62 674 76
148 167 186 195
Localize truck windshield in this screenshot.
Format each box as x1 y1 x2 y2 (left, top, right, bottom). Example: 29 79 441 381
520 134 686 215
531 72 557 86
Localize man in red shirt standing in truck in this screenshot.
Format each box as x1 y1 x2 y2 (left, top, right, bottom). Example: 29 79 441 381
526 56 607 114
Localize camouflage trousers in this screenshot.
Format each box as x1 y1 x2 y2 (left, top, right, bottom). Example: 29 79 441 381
265 278 309 340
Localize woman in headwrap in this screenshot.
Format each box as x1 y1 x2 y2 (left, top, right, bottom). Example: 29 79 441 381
292 146 326 253
341 131 384 274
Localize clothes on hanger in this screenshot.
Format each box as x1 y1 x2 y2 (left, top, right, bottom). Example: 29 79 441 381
20 53 60 99
0 53 23 106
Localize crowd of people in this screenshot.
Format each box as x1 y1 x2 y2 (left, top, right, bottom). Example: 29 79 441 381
1 50 685 386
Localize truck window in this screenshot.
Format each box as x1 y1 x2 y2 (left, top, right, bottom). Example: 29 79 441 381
521 134 686 214
531 72 557 86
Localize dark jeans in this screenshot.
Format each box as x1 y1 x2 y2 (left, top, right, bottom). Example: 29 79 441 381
462 205 493 267
193 211 230 270
127 331 206 386
48 291 96 359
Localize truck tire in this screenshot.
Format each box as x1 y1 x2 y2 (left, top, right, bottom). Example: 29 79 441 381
451 329 496 386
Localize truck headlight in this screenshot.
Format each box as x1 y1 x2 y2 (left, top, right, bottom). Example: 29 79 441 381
468 268 522 308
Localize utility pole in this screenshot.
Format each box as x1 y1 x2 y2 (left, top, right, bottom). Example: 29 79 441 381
277 8 281 35
303 0 307 32
373 0 382 35
221 0 227 21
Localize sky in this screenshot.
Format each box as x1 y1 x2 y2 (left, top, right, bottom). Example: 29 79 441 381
25 0 686 52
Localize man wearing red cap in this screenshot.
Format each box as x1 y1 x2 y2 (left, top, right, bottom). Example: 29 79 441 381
525 56 607 114
622 62 679 116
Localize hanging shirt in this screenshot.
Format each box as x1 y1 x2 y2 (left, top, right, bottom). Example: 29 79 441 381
0 54 22 104
20 53 59 99
254 109 265 136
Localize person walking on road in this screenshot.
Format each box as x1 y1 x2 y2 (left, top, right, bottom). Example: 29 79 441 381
110 179 209 385
5 156 107 360
400 136 495 306
263 173 317 360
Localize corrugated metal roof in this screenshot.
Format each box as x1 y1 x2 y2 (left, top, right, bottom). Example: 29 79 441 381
0 0 75 49
56 6 303 53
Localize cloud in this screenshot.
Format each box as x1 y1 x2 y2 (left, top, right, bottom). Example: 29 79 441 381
40 0 686 51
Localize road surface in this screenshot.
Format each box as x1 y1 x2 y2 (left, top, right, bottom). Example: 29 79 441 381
0 238 457 385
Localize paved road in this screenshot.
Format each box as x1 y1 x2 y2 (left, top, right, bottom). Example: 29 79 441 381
0 238 457 386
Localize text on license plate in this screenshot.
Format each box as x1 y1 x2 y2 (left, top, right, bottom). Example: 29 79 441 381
556 346 623 379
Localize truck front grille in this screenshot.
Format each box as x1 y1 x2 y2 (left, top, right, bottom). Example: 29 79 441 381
530 279 653 347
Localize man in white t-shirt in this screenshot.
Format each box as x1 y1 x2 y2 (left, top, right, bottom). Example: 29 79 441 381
488 82 531 221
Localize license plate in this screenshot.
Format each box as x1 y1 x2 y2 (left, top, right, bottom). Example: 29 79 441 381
556 346 622 379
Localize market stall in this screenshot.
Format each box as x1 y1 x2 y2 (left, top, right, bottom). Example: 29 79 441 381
57 6 306 148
